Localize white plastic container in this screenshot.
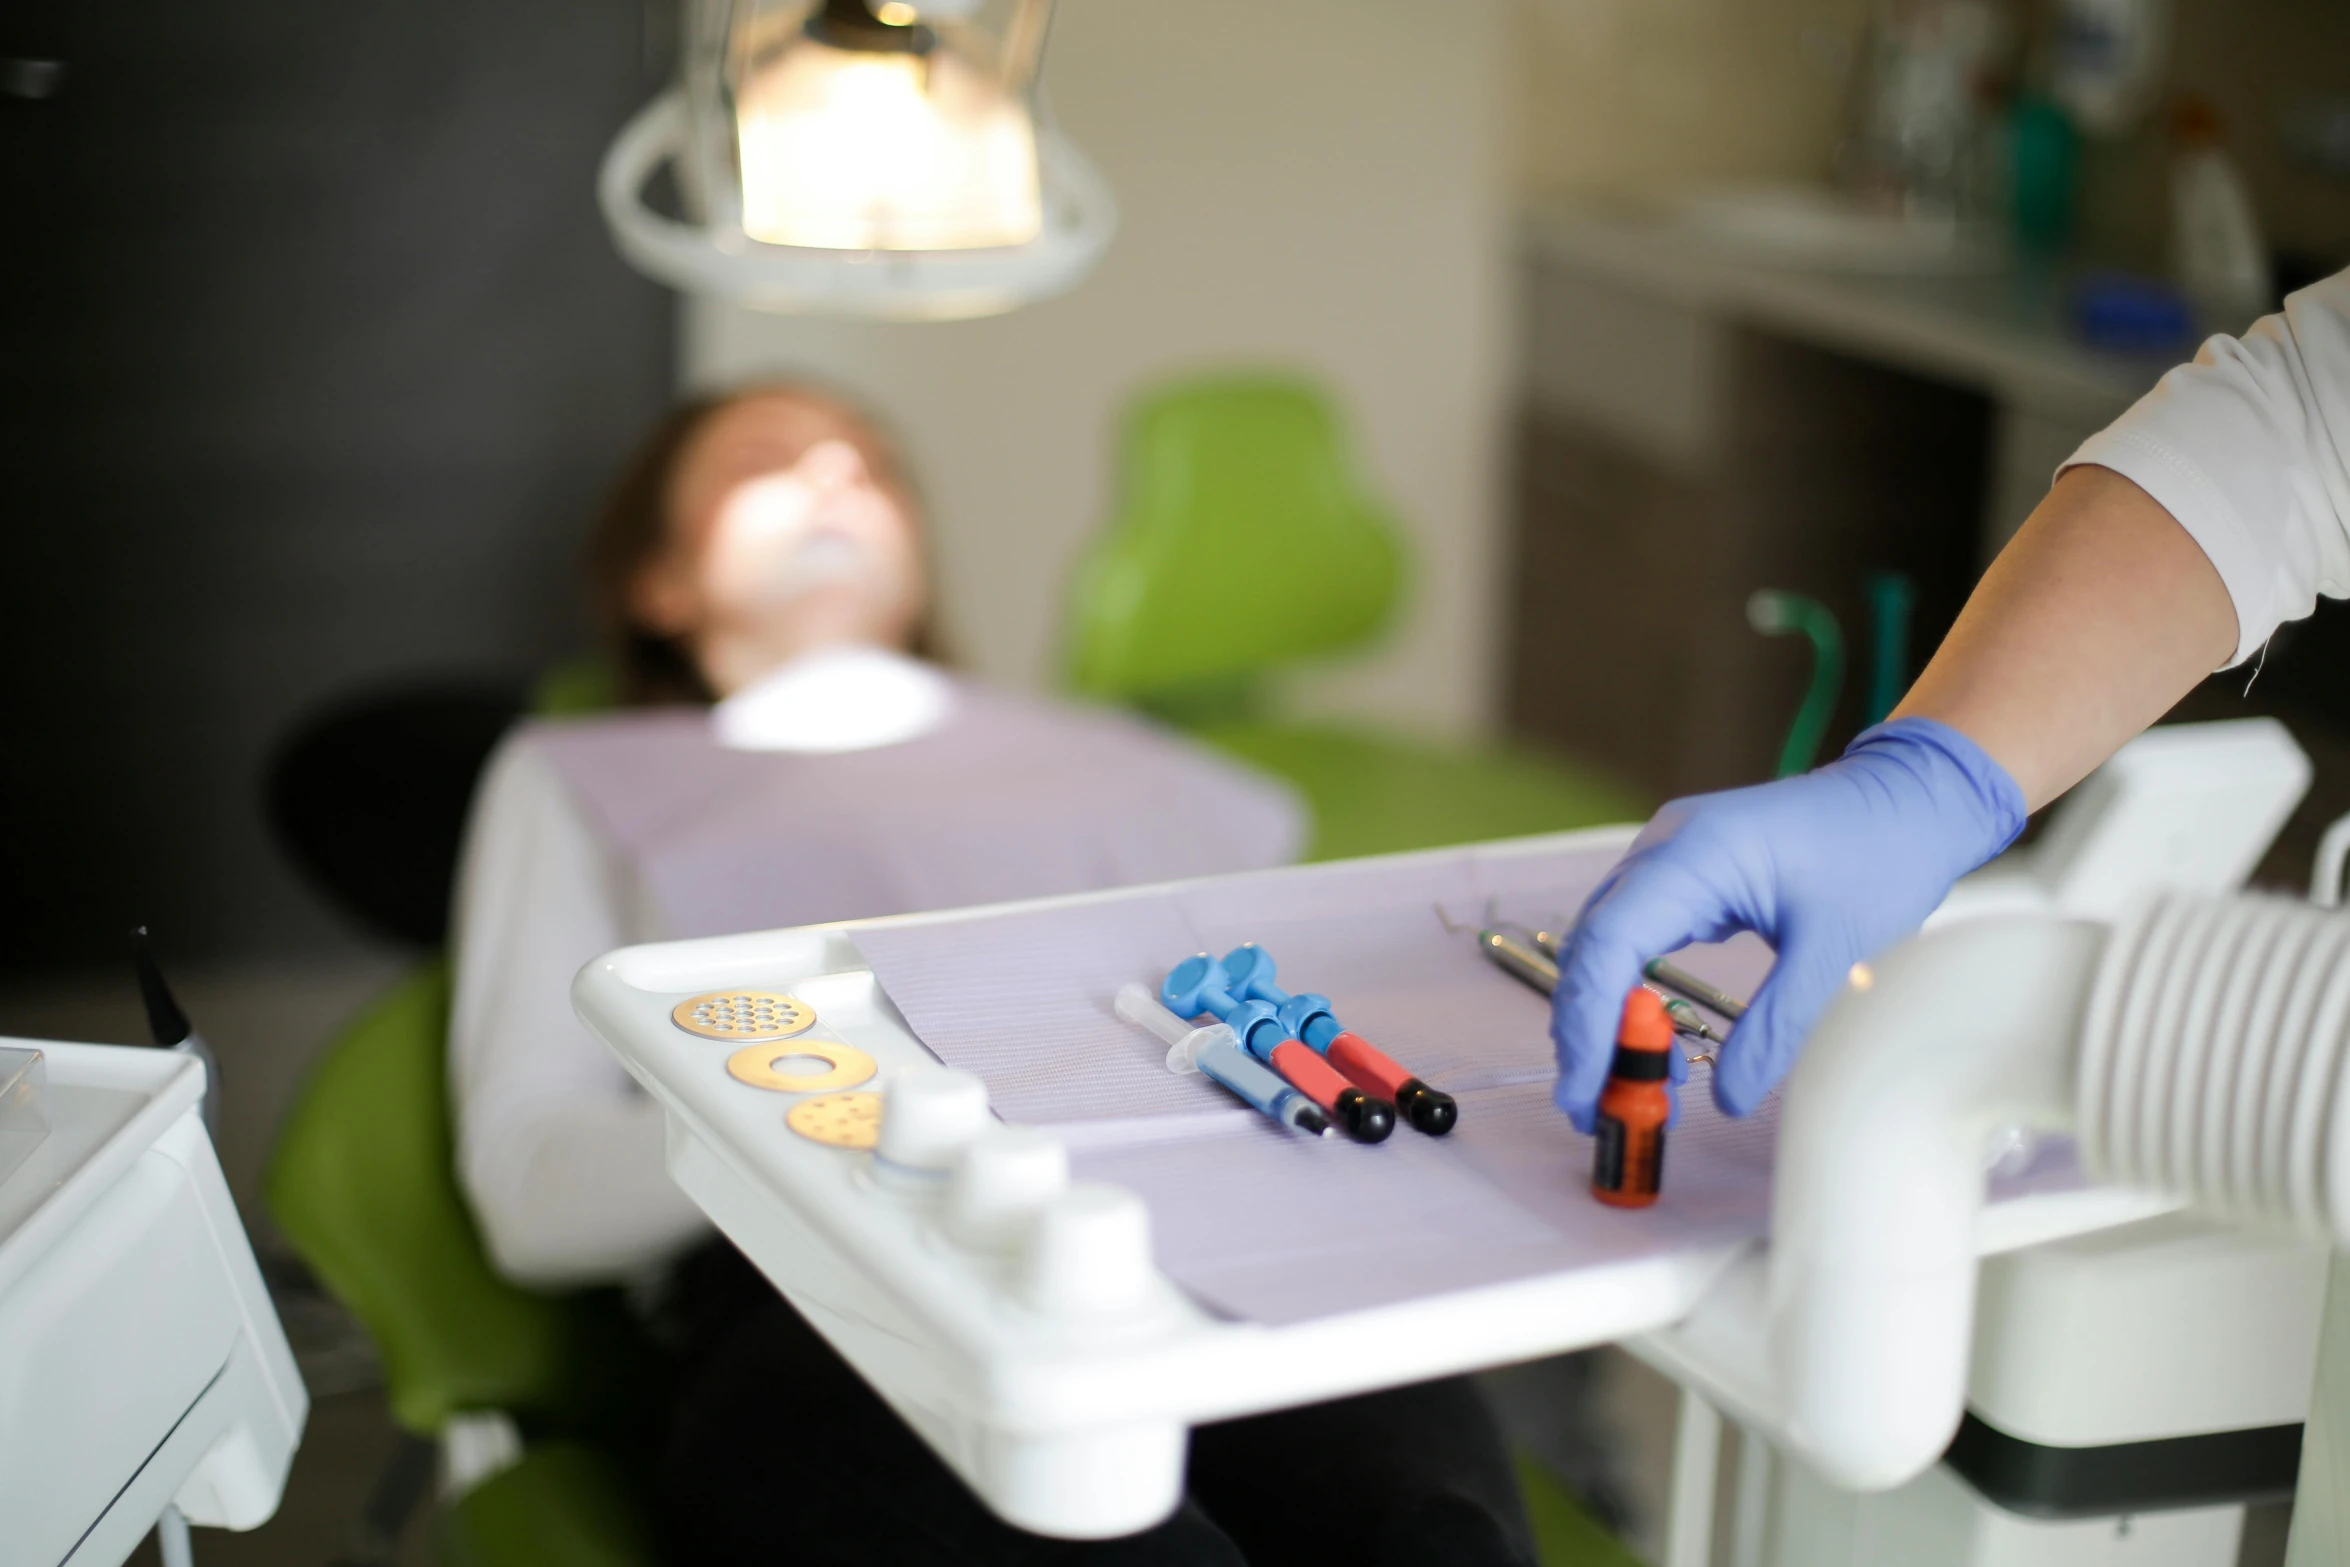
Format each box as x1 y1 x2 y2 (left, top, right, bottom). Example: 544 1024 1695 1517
2172 104 2271 329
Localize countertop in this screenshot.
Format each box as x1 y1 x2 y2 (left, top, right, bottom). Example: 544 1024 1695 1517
1524 203 2181 426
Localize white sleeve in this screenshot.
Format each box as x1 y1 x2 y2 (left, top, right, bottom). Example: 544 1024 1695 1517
2061 268 2350 667
447 736 711 1287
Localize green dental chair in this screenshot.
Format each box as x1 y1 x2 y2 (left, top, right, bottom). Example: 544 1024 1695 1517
264 685 660 1567
1067 373 1644 860
267 960 660 1567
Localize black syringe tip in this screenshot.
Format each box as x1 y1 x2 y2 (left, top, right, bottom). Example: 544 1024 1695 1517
129 926 192 1048
1398 1080 1458 1136
1295 1104 1332 1137
1336 1088 1394 1144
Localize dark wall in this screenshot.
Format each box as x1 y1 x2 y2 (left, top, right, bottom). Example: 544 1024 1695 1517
1 2 675 971
1508 330 1993 801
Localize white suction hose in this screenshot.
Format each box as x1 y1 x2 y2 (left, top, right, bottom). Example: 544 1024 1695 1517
1769 915 2105 1490
1770 892 2350 1492
2311 810 2350 909
2079 893 2350 1241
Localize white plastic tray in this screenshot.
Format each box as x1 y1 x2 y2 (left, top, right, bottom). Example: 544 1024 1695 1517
574 830 2173 1538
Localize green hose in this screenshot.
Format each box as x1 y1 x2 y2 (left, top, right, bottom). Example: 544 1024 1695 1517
1748 589 1845 778
1863 571 1916 728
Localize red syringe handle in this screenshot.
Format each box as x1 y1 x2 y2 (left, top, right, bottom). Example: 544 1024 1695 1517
1269 1040 1393 1143
1327 1031 1457 1136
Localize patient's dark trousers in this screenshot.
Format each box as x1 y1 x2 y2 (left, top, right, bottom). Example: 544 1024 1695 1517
657 1241 1538 1567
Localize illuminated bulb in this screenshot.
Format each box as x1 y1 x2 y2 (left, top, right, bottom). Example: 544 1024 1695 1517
1848 962 1875 992
735 33 1042 251
874 1 920 23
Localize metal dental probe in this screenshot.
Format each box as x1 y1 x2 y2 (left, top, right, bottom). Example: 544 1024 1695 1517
1526 927 1749 1023
1473 928 1716 1066
1478 927 1559 994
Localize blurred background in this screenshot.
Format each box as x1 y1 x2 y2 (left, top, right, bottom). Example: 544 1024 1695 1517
2 1 2345 1562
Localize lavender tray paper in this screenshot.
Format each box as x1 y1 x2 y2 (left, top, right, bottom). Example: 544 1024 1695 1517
850 834 2092 1327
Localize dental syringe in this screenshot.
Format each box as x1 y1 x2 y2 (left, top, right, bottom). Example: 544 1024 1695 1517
1115 984 1332 1137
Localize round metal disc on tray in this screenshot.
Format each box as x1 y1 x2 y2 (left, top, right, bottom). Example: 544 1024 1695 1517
787 1092 883 1149
726 1039 878 1095
672 991 815 1041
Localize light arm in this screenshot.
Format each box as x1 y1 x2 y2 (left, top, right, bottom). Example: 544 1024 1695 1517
1892 464 2237 811
1554 270 2350 1124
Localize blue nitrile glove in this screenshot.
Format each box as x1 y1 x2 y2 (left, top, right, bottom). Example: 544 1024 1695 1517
1552 718 2027 1129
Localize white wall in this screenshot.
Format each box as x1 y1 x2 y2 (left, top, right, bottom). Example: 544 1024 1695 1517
1510 0 1867 204
684 0 1510 738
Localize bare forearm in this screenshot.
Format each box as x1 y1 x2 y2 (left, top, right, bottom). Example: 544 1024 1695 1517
1892 465 2237 810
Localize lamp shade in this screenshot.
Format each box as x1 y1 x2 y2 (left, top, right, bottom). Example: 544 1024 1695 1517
602 0 1112 319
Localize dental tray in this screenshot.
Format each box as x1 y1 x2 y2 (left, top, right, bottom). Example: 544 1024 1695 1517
573 829 2167 1538
0 1047 48 1194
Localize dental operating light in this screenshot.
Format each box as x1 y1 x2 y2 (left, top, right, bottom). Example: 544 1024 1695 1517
601 0 1115 319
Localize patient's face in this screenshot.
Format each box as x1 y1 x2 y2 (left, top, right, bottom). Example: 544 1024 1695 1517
635 393 928 696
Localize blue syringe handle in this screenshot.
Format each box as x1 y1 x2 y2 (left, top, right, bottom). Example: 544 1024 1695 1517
1223 944 1291 1006
1163 953 1247 1021
1226 945 1341 1046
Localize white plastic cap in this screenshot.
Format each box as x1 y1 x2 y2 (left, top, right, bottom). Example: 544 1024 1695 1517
946 1127 1070 1247
1114 983 1183 1042
1114 983 1228 1074
1021 1182 1154 1315
877 1067 991 1172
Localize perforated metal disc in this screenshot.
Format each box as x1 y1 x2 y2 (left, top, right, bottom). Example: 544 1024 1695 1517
671 991 815 1041
786 1092 883 1150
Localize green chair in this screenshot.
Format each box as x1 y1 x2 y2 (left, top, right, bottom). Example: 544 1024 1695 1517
1067 373 1644 860
267 962 659 1566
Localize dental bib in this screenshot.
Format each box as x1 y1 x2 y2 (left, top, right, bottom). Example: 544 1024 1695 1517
524 656 1302 940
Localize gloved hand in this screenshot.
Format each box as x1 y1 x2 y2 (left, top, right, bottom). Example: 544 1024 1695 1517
1552 717 2027 1129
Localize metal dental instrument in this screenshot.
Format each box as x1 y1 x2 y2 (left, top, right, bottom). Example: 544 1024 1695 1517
1443 900 1747 1037
1642 960 1748 1023
1661 997 1723 1047
1524 926 1749 1023
1441 903 1560 994
1471 928 1716 1068
1478 928 1558 995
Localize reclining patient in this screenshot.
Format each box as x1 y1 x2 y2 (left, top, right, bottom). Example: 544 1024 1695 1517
449 385 1537 1566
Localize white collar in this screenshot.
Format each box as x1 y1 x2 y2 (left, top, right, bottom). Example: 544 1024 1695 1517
710 645 954 754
